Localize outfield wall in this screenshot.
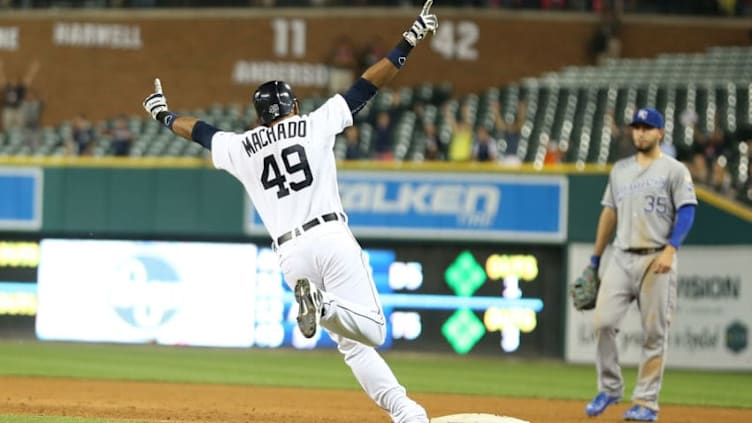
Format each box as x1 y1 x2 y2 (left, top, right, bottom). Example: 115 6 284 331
1 164 749 243
0 163 749 365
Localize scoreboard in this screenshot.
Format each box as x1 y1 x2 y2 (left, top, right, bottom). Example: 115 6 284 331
0 239 563 356
0 241 38 317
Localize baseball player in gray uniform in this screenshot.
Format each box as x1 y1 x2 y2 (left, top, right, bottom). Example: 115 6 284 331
142 2 438 423
584 108 697 421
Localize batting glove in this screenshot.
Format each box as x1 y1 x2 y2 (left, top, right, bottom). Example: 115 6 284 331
403 0 438 47
143 78 169 120
143 78 178 129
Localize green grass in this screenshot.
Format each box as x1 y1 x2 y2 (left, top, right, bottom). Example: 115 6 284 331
1 340 750 411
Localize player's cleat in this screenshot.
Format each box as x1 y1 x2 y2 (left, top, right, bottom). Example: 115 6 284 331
295 278 323 338
585 392 620 416
623 405 658 421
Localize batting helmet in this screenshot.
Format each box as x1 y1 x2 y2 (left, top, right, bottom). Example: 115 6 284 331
253 80 298 125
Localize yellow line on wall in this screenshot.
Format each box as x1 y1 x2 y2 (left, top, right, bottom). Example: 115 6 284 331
2 156 750 221
695 186 752 222
0 156 210 169
0 156 613 174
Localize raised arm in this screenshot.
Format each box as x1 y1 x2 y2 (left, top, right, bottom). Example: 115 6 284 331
142 79 212 148
341 0 438 114
142 1 438 149
364 0 437 87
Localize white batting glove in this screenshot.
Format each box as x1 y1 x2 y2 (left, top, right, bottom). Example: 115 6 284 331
403 0 438 47
143 78 169 120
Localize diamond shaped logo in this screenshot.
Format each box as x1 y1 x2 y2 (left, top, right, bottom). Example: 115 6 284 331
442 309 486 354
445 251 486 296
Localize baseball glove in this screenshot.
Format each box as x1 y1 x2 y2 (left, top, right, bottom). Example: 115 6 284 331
569 265 600 311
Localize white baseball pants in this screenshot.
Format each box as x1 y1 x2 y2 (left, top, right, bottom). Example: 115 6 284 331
277 221 428 423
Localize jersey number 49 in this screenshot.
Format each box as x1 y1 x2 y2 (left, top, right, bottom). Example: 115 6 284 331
261 144 314 198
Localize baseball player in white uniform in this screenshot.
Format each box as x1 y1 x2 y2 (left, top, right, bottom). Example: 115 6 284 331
584 108 697 421
142 3 438 422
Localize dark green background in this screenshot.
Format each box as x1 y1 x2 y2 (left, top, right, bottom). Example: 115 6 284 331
29 168 750 244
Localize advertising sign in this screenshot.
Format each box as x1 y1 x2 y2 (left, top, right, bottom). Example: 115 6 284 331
28 238 560 356
246 171 567 243
565 244 752 370
36 239 258 347
0 167 42 231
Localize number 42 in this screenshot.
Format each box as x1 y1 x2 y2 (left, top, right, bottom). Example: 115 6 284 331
430 20 479 61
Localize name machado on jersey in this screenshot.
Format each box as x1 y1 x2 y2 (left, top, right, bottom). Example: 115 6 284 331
242 120 308 156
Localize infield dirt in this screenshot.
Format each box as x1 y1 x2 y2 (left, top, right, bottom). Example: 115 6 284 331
3 376 750 423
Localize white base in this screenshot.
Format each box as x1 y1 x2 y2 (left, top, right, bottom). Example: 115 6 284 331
431 413 530 423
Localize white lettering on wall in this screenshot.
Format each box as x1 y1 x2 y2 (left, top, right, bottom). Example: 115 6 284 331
53 23 142 49
431 20 479 61
232 61 329 88
0 27 19 51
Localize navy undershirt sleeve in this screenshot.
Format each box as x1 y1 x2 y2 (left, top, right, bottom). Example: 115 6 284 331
342 78 378 116
191 121 218 150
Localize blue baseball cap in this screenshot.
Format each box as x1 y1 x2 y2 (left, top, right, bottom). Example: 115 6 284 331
629 107 664 129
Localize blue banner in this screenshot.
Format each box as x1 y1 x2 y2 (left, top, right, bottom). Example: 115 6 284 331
0 167 42 231
246 171 567 243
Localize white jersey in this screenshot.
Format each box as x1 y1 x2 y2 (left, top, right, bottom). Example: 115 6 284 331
211 94 353 239
210 92 426 423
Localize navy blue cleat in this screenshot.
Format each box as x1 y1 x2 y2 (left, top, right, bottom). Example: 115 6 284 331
623 404 658 421
585 392 620 416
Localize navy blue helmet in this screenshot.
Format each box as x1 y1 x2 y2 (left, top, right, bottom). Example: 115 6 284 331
253 80 297 125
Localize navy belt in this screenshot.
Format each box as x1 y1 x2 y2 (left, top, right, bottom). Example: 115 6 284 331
624 246 665 255
276 212 346 247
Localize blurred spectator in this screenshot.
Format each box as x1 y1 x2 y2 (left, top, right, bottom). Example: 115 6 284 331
493 99 525 162
660 139 677 158
343 125 361 160
677 107 699 162
710 154 733 194
540 0 567 9
327 35 357 95
689 112 726 186
22 88 44 150
421 121 444 161
589 0 622 65
471 125 498 162
2 0 750 15
68 113 95 156
447 103 474 161
358 35 386 76
22 88 43 130
110 115 134 157
739 138 752 203
372 110 393 160
608 108 635 160
1 59 40 131
544 139 563 165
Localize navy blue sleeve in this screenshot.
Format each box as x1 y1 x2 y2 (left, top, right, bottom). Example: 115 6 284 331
342 77 378 116
191 121 218 150
669 204 696 249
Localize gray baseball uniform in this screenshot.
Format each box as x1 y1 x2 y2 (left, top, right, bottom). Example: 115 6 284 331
594 154 697 410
